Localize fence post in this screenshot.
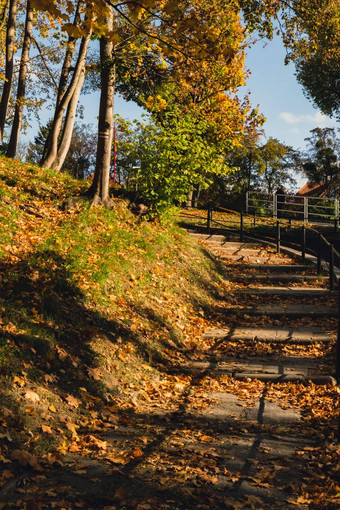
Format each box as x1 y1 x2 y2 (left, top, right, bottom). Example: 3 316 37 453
246 192 249 214
273 193 277 219
304 197 308 223
317 232 322 275
240 212 244 242
276 221 280 254
253 213 256 227
207 205 211 234
301 225 306 263
329 244 334 291
335 198 339 231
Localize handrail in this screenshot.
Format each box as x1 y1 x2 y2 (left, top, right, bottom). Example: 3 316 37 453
181 204 340 440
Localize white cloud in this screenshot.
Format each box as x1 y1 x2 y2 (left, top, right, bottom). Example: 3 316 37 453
280 112 301 124
279 111 336 126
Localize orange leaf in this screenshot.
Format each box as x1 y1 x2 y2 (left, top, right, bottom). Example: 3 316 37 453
41 424 53 434
87 367 102 380
131 448 143 458
13 376 25 387
65 395 80 408
1 470 13 480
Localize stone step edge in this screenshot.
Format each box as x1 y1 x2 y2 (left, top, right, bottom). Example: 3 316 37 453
170 367 336 385
224 309 337 318
202 334 335 344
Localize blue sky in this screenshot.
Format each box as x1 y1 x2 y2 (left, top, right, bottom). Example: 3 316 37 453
244 36 337 152
24 32 337 190
108 34 338 156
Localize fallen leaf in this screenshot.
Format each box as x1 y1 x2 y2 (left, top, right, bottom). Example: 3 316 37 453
131 448 143 458
1 470 13 480
11 450 41 470
41 424 53 434
48 405 57 413
25 390 40 403
65 395 80 408
87 367 102 380
13 376 26 387
83 435 107 450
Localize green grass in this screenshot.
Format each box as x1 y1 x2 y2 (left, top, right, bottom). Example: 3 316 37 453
0 155 225 456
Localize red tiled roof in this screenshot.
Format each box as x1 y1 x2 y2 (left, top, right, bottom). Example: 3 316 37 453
297 182 328 197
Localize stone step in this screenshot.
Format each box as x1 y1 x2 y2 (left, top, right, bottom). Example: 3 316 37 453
222 263 316 273
188 233 233 243
225 304 337 318
228 256 294 264
229 273 329 284
232 286 335 298
203 326 335 343
175 360 336 385
201 241 263 249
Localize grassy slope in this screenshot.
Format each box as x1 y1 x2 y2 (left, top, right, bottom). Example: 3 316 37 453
0 156 224 458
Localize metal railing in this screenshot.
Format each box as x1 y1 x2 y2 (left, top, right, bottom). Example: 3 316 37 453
180 205 340 388
246 191 339 227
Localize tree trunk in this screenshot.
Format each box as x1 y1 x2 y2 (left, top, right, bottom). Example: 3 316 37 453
51 66 85 171
40 31 91 169
193 184 202 208
186 189 193 207
88 7 115 206
6 1 33 158
56 0 83 108
0 0 17 144
41 0 83 163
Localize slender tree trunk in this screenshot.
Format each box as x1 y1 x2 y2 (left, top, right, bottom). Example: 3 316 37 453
40 31 91 169
193 184 202 208
186 189 193 207
6 1 33 158
51 67 85 171
40 1 83 163
56 0 83 108
88 7 115 206
0 0 17 144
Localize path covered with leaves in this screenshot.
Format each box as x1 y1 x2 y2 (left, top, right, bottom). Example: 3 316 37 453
1 236 339 508
0 160 339 509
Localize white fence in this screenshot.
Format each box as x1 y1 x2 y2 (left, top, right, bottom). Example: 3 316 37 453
246 191 339 226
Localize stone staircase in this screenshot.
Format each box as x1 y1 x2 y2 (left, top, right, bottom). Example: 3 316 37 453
186 231 338 386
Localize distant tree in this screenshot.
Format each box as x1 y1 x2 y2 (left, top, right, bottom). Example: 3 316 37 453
301 127 340 191
27 120 53 164
63 124 97 179
257 138 297 195
27 121 96 178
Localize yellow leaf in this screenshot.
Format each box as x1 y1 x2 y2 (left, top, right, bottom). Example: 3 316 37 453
13 376 25 387
48 405 57 413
